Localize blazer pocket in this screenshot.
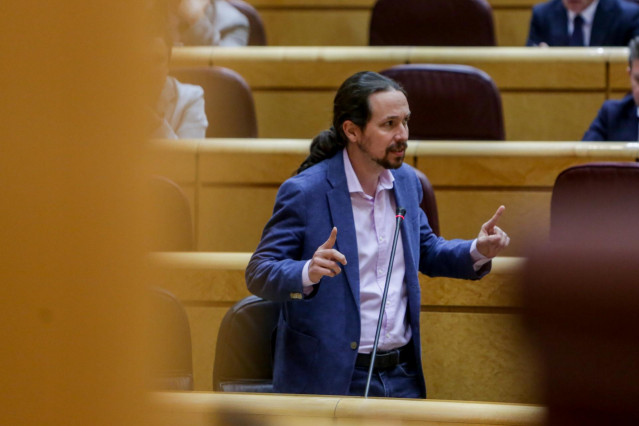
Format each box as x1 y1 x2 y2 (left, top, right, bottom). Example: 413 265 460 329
273 320 319 394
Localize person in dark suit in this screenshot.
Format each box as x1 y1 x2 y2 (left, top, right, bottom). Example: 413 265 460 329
526 0 639 47
245 71 510 398
583 36 639 141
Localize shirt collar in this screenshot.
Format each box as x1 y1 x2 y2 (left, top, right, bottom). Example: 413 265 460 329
342 149 394 195
568 0 599 25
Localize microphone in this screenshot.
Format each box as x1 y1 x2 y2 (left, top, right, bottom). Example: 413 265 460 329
364 207 406 398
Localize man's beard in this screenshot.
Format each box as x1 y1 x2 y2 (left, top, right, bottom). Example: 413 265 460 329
374 141 407 170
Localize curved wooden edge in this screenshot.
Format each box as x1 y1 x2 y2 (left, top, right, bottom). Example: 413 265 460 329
147 252 252 270
148 252 523 274
149 391 546 425
169 46 630 67
149 139 639 159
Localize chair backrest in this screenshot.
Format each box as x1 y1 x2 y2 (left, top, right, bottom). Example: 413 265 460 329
213 295 280 392
369 0 496 46
227 0 267 46
149 287 194 391
147 175 194 251
169 66 258 138
522 241 639 424
550 162 639 242
413 168 440 236
381 64 505 140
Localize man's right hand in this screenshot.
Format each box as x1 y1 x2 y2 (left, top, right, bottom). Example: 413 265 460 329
308 227 347 284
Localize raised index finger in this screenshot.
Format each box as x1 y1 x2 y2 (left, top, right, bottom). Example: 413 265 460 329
484 205 505 232
319 227 338 249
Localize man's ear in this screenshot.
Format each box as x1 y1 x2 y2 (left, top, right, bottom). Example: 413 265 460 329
342 120 360 144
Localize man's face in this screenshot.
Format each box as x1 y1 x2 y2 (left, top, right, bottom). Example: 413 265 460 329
353 89 410 170
630 59 639 106
562 0 596 13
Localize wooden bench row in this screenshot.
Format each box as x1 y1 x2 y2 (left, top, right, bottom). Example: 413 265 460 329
151 138 639 256
150 253 540 402
170 46 632 141
248 0 539 47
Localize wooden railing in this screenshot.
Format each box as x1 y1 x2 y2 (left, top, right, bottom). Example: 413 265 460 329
170 46 630 141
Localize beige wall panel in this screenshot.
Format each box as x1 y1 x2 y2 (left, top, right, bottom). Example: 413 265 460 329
254 91 606 141
420 268 523 308
260 10 371 46
421 312 542 403
254 91 335 138
198 186 279 251
609 62 630 91
493 9 532 47
200 151 306 183
157 270 249 302
184 306 229 391
404 60 605 91
416 155 602 187
501 92 605 140
434 189 550 256
212 58 406 89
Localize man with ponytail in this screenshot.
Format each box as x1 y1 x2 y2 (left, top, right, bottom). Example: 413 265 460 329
246 71 510 398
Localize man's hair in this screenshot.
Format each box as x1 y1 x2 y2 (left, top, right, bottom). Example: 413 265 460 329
296 71 405 174
629 36 639 65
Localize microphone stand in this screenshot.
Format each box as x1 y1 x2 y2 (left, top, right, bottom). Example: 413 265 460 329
364 207 406 398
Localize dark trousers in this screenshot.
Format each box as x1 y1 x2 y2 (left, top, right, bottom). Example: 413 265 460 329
347 360 424 398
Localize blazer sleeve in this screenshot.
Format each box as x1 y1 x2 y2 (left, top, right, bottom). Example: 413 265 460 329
582 102 609 141
245 178 309 302
526 7 544 46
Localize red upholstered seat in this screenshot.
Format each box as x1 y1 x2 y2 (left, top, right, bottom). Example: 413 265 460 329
228 0 267 46
147 175 194 252
149 287 194 391
170 66 258 138
414 167 440 236
381 64 504 140
522 241 639 424
369 0 496 46
550 162 639 242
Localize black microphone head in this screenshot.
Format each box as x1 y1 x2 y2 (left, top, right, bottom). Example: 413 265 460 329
396 207 406 217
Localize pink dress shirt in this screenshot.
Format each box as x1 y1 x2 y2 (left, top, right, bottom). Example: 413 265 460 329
303 149 489 353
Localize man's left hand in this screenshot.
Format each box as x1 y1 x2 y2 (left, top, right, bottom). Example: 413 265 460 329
476 205 510 258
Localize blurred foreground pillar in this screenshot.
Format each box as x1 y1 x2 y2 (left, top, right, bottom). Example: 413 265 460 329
0 2 154 424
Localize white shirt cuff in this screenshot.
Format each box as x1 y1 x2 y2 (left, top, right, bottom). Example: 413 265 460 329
470 238 492 272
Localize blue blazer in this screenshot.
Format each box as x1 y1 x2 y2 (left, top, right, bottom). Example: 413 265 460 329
245 151 489 396
526 0 639 46
582 94 638 141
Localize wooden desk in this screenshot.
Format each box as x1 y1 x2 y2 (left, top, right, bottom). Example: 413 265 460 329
150 253 541 403
170 46 630 141
150 391 546 425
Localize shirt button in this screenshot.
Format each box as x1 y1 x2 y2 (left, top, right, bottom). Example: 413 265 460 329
350 341 358 350
379 237 384 242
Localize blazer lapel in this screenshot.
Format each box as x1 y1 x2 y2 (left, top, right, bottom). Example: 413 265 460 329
590 0 612 46
325 153 361 306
